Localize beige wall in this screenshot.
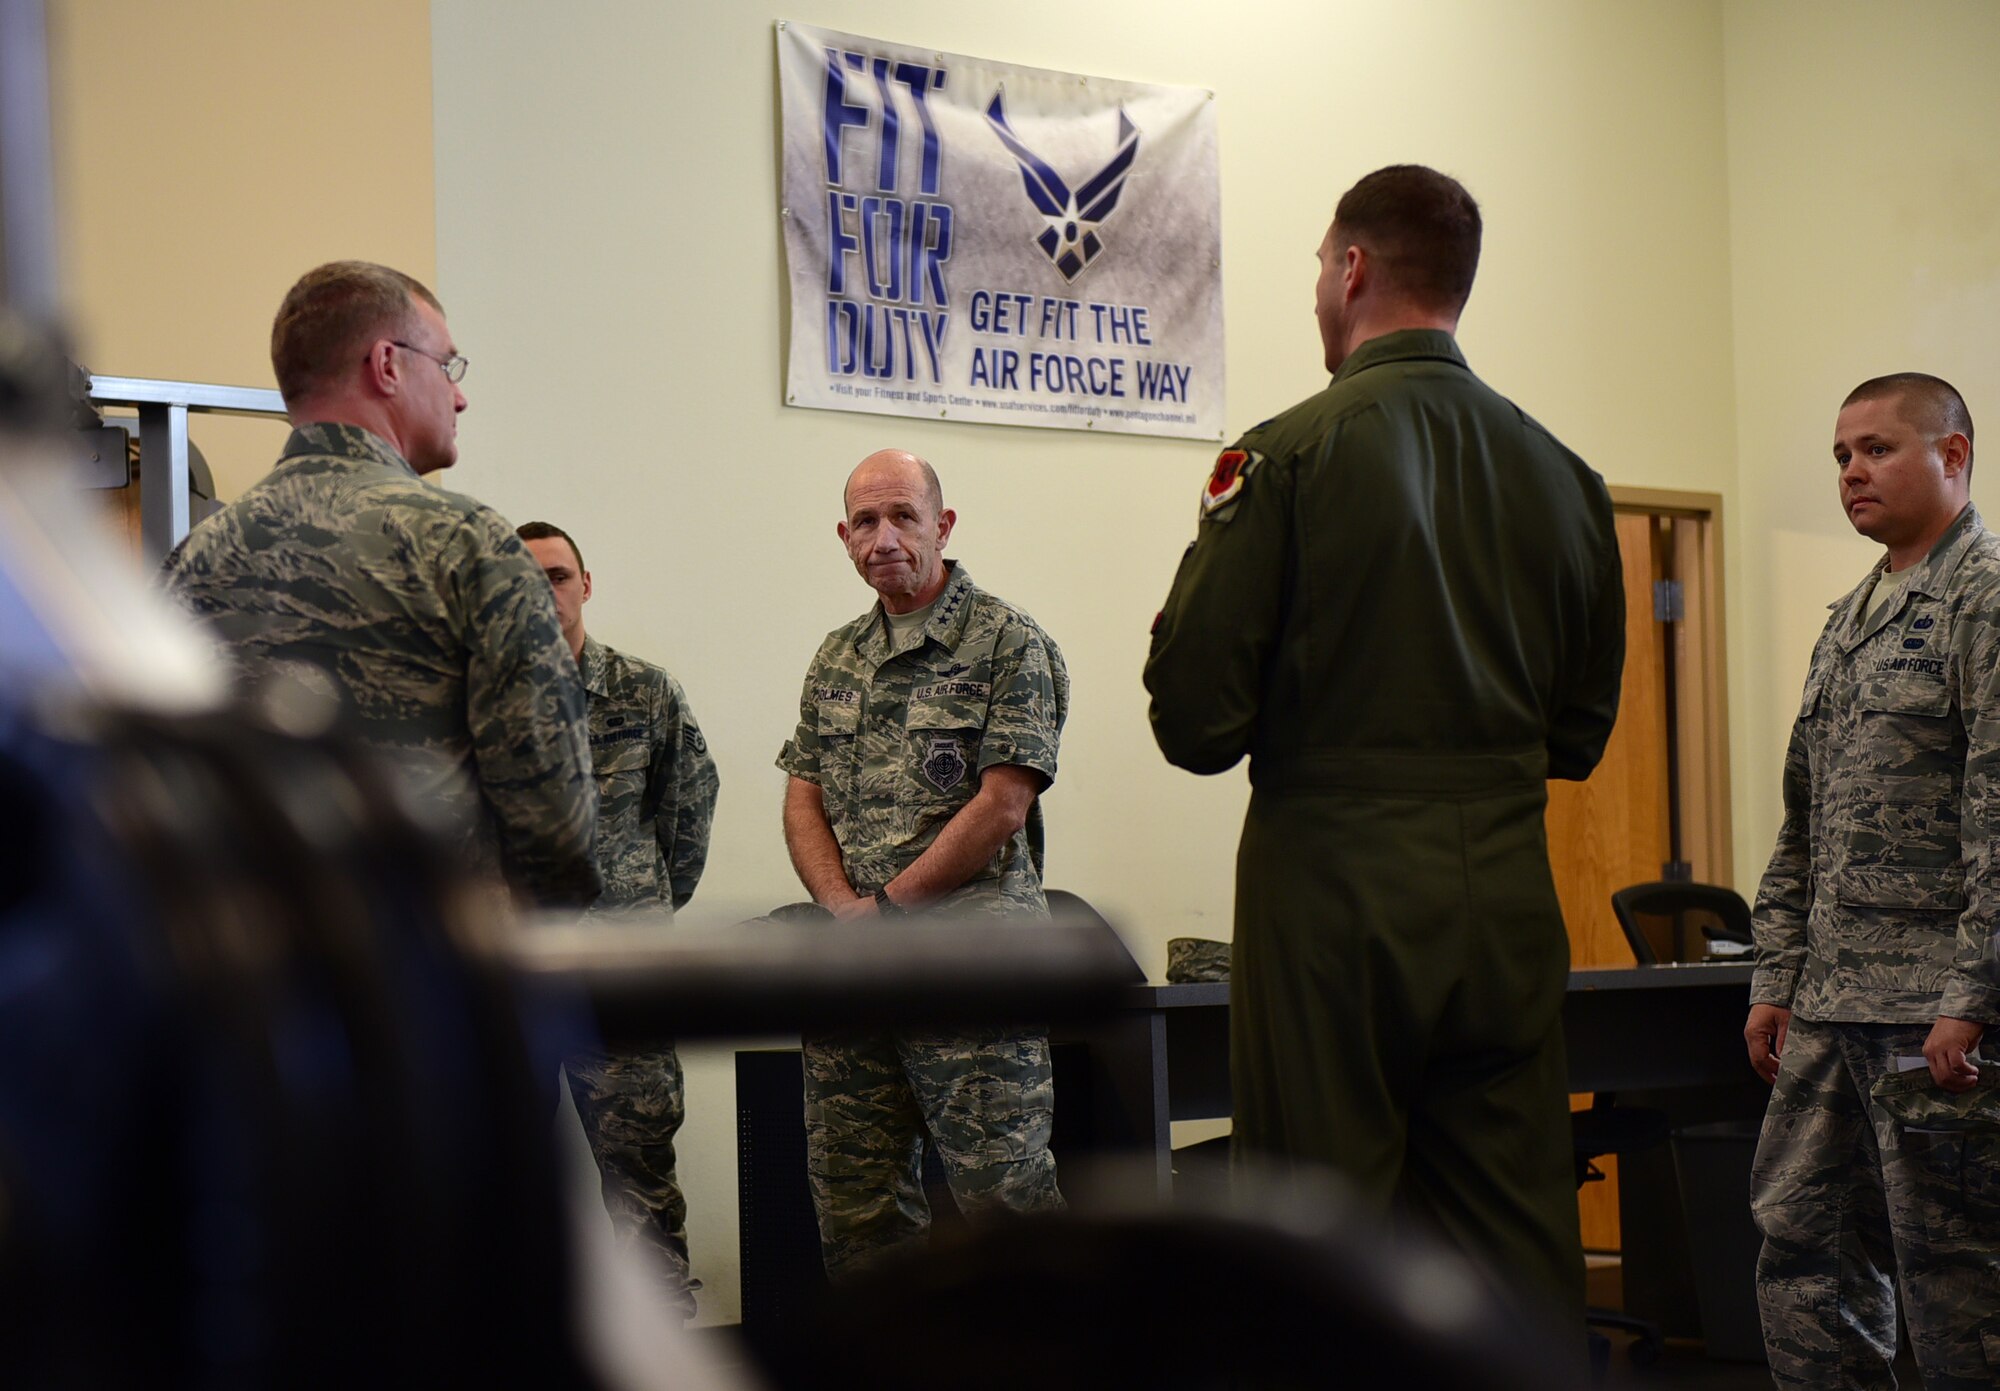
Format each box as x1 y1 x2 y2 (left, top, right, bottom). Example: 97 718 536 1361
50 0 437 499
59 0 2000 1337
430 0 1739 1323
1722 0 2000 889
429 0 1739 960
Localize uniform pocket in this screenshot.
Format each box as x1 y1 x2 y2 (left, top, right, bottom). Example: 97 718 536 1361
816 700 861 737
1885 1128 2000 1250
1856 673 1951 719
591 726 650 802
1834 864 1966 911
906 718 979 802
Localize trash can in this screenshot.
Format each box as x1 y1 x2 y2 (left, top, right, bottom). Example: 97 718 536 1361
1670 1121 1766 1362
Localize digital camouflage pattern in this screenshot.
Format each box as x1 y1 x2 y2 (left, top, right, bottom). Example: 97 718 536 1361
565 636 718 1316
801 1027 1062 1280
1750 505 2000 1385
1751 504 2000 1023
565 1048 697 1318
777 561 1067 915
159 424 599 907
778 560 1068 1277
1166 937 1231 983
1871 1060 2000 1130
581 635 717 912
1750 1021 2000 1387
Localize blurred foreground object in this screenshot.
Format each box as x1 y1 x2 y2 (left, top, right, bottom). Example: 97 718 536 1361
0 272 611 1382
511 898 1138 1043
0 313 227 714
0 700 605 1387
753 1165 1587 1391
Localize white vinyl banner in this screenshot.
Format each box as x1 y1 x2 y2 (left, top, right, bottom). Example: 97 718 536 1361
777 21 1225 441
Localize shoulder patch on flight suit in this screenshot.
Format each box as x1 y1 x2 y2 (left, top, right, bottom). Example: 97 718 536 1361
1200 448 1263 519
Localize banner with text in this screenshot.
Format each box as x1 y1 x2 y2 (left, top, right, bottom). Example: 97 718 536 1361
778 21 1224 441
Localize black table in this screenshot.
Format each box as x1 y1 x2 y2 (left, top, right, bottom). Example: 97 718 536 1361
736 963 1765 1340
1049 964 1760 1188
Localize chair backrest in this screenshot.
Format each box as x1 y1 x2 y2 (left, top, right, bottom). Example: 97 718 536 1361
1609 881 1752 964
1044 889 1146 982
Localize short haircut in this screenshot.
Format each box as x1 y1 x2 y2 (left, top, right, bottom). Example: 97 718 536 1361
1332 165 1483 314
515 520 584 575
1843 373 1975 456
843 452 944 518
271 260 443 406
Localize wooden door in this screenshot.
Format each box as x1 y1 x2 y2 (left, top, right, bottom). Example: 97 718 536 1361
1548 511 1673 965
1547 510 1673 1248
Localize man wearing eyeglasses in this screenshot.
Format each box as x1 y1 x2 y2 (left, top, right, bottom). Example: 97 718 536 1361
161 260 599 908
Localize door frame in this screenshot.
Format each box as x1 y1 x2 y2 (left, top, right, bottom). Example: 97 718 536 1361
1608 486 1732 887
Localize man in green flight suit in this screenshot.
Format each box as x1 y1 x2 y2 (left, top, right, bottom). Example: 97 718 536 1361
161 261 598 908
1144 166 1624 1316
778 448 1068 1279
518 519 718 1321
1744 374 2000 1387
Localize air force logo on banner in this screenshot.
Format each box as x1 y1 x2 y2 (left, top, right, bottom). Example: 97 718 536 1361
985 94 1140 282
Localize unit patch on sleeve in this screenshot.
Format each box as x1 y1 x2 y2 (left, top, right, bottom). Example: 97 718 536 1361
1200 448 1262 519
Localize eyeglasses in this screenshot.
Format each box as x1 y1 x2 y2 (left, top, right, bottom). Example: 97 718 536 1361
392 340 469 384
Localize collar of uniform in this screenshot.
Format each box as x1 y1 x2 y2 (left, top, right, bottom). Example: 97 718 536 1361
1328 328 1466 387
854 559 977 667
578 633 612 697
279 422 420 480
1830 502 1983 619
1832 503 1982 651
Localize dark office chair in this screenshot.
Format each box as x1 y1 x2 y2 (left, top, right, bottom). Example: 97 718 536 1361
1573 1097 1669 1373
1611 881 1753 964
1569 882 1742 1372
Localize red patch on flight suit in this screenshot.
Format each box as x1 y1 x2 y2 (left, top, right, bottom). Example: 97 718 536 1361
1200 449 1259 516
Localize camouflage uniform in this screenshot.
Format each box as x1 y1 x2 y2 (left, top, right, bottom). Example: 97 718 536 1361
1145 330 1624 1317
159 423 598 906
1750 503 2000 1387
776 560 1068 1278
565 635 717 1318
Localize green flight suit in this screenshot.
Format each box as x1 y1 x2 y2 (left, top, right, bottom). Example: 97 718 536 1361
1144 330 1624 1315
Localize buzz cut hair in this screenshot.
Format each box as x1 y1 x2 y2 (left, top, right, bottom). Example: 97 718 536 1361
271 260 443 406
515 520 584 575
1843 373 1975 458
1332 164 1483 315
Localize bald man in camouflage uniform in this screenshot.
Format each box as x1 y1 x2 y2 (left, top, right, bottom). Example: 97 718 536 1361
1747 374 2000 1388
518 520 716 1318
161 261 597 907
778 449 1068 1279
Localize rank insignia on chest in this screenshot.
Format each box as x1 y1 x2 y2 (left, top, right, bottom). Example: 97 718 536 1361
921 735 969 792
1200 448 1261 518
